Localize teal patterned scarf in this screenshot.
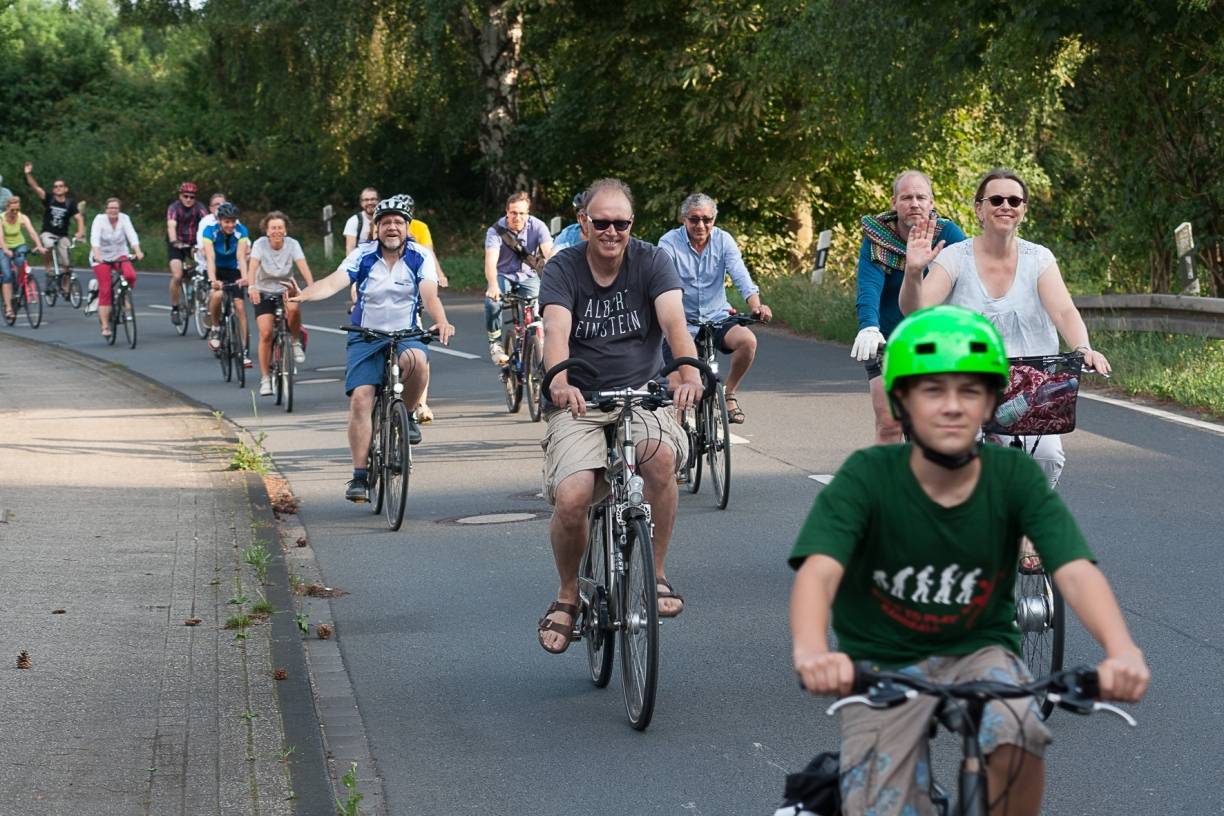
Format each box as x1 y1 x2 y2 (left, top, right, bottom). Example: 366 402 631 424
861 209 952 273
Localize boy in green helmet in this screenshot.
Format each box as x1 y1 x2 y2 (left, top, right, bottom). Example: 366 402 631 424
788 305 1149 816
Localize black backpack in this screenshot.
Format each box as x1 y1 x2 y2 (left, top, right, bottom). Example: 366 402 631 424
773 752 841 816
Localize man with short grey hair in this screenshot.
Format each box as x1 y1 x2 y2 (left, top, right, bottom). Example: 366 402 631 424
853 170 966 443
657 192 771 424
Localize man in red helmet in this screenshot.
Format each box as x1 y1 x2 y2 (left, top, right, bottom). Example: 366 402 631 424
165 182 208 326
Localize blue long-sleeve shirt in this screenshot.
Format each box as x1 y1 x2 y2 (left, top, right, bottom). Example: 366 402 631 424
855 222 967 337
658 225 759 324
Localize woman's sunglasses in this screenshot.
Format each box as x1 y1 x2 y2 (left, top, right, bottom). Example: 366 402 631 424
979 195 1026 208
589 218 633 232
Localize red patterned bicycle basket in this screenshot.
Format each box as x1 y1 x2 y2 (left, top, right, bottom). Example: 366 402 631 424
984 352 1085 436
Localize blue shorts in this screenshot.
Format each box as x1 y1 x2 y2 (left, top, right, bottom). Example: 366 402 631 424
344 333 429 396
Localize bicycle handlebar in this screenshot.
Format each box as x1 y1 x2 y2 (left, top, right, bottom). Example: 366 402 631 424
822 661 1136 726
541 355 715 399
341 325 436 344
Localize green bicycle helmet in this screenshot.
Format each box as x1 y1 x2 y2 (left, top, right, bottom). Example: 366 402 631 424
883 305 1009 469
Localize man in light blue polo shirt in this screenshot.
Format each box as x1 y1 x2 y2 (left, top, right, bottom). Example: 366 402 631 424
657 192 772 424
483 191 554 365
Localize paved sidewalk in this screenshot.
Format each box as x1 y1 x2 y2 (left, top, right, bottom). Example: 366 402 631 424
0 334 313 814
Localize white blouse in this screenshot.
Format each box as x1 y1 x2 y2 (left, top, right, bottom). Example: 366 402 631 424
90 213 140 263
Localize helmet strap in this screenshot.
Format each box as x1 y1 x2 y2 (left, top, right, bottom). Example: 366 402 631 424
894 403 980 470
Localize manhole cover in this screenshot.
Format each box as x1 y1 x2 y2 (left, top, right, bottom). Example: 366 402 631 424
454 512 539 525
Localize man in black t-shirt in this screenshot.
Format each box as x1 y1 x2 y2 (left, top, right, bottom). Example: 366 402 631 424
24 161 85 282
534 177 704 655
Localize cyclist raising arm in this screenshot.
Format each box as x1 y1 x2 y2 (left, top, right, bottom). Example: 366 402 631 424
292 195 454 502
789 306 1148 816
24 162 85 287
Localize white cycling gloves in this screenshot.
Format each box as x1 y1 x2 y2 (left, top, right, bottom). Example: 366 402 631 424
850 327 884 362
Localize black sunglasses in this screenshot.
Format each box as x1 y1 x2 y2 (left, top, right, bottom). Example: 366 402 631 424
979 195 1026 208
685 215 714 225
589 218 632 233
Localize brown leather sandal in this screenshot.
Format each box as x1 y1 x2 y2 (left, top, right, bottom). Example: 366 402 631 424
725 394 745 424
537 601 579 654
656 578 685 618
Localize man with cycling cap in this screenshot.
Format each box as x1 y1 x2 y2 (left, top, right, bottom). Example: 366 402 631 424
790 305 1148 816
292 195 454 502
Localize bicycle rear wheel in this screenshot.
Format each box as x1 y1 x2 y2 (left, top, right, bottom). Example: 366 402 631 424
684 409 703 494
384 400 412 531
1016 569 1065 719
24 276 42 328
45 274 58 306
581 505 615 688
175 280 191 336
120 289 137 348
618 515 659 730
708 385 732 509
503 348 523 413
369 401 384 514
68 276 83 309
524 334 545 422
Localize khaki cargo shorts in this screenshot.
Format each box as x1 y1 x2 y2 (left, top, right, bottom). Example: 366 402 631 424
540 404 688 505
838 646 1052 816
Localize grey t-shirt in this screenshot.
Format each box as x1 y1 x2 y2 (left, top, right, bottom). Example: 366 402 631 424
250 236 305 294
539 238 682 395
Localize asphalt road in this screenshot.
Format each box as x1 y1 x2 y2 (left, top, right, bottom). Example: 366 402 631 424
6 272 1222 815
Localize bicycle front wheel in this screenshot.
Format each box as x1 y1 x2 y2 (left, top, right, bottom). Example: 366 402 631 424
384 400 412 531
230 311 245 388
618 514 659 730
581 506 615 687
684 409 702 494
503 346 523 413
524 334 545 422
193 285 210 338
68 276 83 309
105 297 119 345
45 274 58 306
120 289 137 348
1016 569 1065 720
272 332 285 406
708 385 732 509
24 277 42 329
175 280 191 336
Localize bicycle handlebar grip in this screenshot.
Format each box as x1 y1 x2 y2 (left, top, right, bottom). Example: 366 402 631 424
851 660 883 694
541 358 600 396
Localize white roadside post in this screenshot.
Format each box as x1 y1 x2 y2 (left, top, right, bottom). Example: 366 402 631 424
810 229 833 285
1174 221 1199 295
322 204 334 260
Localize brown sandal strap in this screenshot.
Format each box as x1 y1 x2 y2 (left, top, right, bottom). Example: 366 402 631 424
656 579 684 603
537 601 580 638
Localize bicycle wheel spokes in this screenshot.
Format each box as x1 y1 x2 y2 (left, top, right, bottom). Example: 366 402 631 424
502 339 523 414
45 273 58 306
1015 570 1065 719
121 289 137 348
581 507 615 687
525 334 545 422
25 276 42 328
682 409 702 494
230 311 245 388
369 402 384 514
175 281 190 335
283 331 294 413
220 317 233 381
384 401 412 530
618 515 659 730
708 386 731 509
68 276 83 308
194 283 210 338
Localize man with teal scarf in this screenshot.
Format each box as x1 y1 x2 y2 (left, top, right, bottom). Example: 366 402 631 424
853 170 966 444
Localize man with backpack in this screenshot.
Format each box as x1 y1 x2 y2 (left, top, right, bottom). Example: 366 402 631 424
482 192 554 365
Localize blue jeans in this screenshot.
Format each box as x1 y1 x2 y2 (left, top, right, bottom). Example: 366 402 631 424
0 245 28 284
484 275 540 341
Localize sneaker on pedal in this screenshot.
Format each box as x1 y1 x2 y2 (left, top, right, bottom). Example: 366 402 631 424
207 327 221 351
345 476 369 503
259 376 273 396
170 305 182 325
292 341 306 364
407 416 422 445
489 341 509 366
243 355 253 369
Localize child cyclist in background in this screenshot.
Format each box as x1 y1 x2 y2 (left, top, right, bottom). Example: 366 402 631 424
788 305 1149 816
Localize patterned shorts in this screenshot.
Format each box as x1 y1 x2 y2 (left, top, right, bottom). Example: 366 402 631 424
838 646 1052 816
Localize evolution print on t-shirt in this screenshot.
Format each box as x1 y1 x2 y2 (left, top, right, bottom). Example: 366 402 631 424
869 563 1000 634
573 289 643 340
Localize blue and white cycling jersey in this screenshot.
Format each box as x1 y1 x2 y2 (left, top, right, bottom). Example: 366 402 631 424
343 241 439 333
201 221 250 270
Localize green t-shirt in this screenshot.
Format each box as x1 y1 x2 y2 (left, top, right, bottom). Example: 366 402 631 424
789 444 1094 667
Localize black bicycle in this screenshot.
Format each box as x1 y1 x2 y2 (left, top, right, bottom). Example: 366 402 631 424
498 291 546 421
343 325 434 531
214 282 246 387
171 243 197 337
782 663 1137 816
265 295 295 412
43 238 82 309
680 314 760 509
543 355 712 730
97 259 137 348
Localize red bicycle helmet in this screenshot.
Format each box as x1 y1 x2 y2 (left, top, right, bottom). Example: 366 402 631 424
179 182 198 195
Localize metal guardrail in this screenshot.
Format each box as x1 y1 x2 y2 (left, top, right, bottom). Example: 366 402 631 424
1073 294 1224 339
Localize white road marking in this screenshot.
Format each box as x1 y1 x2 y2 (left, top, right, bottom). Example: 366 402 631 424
1080 391 1224 436
314 365 346 372
455 512 538 525
301 323 480 360
148 304 171 310
729 433 750 445
808 474 835 485
294 378 340 386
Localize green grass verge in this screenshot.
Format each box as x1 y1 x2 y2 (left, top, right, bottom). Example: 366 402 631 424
735 277 1223 420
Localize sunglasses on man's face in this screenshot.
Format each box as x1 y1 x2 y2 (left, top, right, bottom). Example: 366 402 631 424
980 195 1026 208
181 194 196 199
589 218 633 233
686 215 714 225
